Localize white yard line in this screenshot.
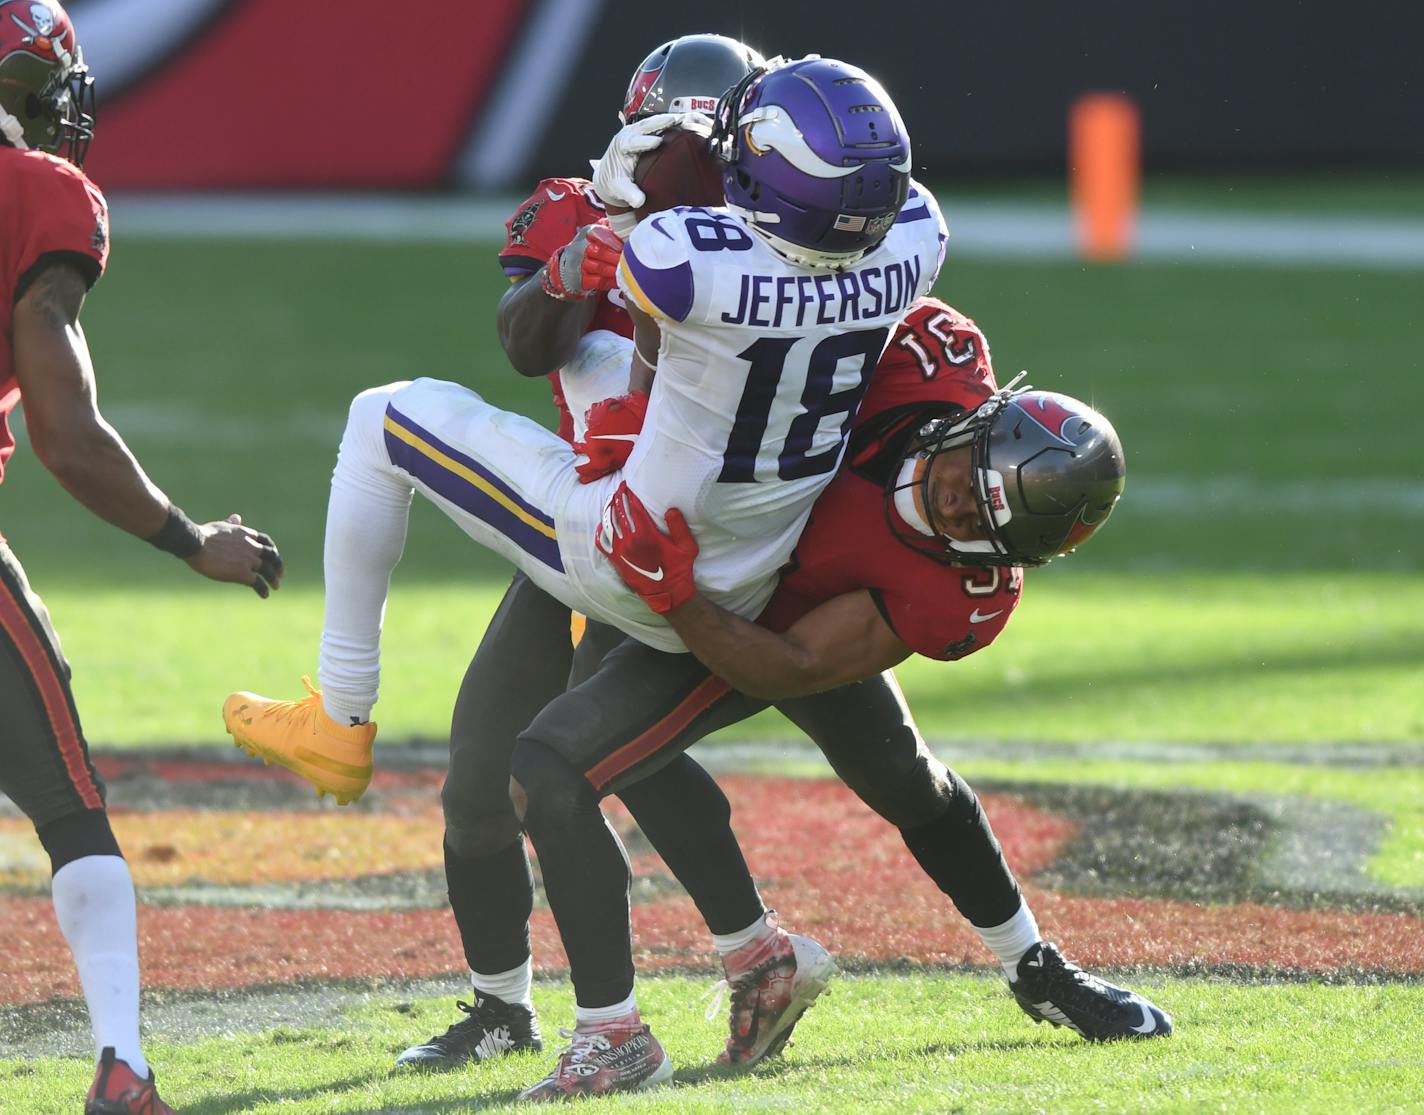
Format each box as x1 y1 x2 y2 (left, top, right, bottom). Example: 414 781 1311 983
108 194 1424 269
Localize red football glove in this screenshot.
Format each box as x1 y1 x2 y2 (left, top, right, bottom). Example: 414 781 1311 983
574 391 650 482
542 220 624 301
595 481 699 615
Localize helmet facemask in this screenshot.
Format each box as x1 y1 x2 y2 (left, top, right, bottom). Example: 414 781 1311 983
0 5 94 166
885 374 1127 569
885 379 1026 568
47 51 93 164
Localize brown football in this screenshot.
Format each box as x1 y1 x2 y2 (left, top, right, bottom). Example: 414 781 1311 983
632 126 725 219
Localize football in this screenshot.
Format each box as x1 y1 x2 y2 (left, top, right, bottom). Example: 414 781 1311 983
632 126 725 218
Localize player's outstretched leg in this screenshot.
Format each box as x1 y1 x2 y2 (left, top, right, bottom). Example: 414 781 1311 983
224 385 413 801
518 1019 673 1102
1011 942 1172 1040
223 676 377 805
711 914 836 1066
396 994 543 1070
86 1046 176 1115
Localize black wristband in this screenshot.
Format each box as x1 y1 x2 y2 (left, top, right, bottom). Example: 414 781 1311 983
146 505 204 558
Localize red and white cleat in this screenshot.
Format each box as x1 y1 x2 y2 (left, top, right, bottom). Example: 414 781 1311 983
518 1021 673 1102
713 924 836 1066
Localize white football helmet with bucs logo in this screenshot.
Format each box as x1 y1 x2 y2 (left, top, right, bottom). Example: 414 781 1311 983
888 377 1127 567
0 0 93 164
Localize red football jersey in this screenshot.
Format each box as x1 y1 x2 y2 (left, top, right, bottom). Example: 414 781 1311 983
0 148 109 486
499 177 634 441
757 297 1023 661
853 297 999 457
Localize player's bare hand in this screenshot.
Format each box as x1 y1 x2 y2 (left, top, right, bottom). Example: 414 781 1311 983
185 513 285 598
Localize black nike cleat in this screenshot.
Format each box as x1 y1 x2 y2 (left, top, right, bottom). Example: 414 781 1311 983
1011 942 1173 1041
394 994 543 1070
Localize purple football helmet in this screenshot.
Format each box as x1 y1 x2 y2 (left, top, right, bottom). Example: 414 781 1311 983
711 55 912 269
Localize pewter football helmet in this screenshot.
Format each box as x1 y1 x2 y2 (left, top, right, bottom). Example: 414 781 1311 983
887 379 1126 567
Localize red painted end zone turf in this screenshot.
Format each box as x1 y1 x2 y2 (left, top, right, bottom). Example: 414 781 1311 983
1 774 1419 1006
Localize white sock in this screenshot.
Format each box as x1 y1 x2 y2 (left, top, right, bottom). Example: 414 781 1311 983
974 899 1042 982
317 386 415 726
51 855 148 1077
471 960 534 1010
574 990 638 1030
711 911 775 956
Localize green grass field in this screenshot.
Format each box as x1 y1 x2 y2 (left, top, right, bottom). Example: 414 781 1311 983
3 190 1423 1111
8 975 1423 1114
7 234 1422 729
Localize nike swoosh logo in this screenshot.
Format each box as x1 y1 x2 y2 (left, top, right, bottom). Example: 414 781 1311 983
969 608 1004 623
1131 1004 1157 1035
590 433 638 442
621 556 664 581
545 189 567 201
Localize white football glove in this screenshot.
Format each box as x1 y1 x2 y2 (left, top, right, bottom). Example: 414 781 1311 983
590 111 715 216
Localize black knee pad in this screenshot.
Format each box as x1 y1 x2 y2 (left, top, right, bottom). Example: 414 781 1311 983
509 737 598 831
35 808 121 875
441 778 523 858
443 816 524 860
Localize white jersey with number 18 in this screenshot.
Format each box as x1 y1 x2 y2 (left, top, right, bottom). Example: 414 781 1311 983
614 181 946 615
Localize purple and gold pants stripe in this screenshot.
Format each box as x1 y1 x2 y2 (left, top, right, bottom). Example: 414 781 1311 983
382 404 564 573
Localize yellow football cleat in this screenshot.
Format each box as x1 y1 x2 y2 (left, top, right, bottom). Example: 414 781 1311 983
222 676 376 805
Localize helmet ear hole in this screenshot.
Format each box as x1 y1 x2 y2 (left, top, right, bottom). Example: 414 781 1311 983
25 93 42 119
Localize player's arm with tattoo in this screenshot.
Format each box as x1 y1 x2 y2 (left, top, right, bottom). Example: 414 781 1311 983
12 259 284 596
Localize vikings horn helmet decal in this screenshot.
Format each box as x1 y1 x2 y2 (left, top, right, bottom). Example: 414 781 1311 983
712 55 912 269
0 0 94 165
886 376 1127 567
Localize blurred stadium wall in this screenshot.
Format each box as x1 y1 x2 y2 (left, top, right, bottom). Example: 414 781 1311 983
72 0 1418 192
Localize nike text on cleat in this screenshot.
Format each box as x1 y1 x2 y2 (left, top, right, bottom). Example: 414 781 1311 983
1011 941 1173 1041
519 1023 672 1101
86 1047 176 1115
620 556 664 581
395 995 543 1071
712 928 836 1067
222 676 377 805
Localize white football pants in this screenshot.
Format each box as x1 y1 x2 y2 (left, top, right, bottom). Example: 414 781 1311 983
317 340 687 718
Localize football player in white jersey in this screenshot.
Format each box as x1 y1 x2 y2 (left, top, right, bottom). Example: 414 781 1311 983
223 55 940 777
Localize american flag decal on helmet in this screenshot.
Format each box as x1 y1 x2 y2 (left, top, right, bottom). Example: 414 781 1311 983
834 214 868 232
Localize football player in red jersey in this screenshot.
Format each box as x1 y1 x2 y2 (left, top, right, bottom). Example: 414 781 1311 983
220 37 1166 1101
1 4 283 1112
504 299 1169 1099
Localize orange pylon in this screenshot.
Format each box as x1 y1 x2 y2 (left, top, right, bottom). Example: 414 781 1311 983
1070 93 1140 261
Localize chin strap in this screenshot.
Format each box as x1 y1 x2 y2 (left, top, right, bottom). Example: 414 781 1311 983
0 111 29 149
892 457 936 538
724 203 870 271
